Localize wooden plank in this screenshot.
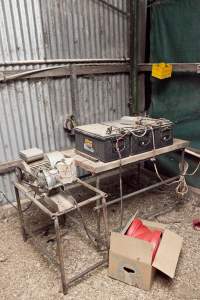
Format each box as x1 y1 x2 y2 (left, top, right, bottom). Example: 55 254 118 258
63 139 189 174
0 63 130 81
0 159 22 175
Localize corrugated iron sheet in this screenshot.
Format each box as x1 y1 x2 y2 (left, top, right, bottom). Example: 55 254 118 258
0 0 129 61
0 0 130 202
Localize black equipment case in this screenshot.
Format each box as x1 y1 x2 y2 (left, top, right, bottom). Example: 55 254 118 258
75 117 173 163
75 123 131 162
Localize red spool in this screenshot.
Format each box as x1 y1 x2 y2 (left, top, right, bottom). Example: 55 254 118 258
125 219 161 261
126 219 143 237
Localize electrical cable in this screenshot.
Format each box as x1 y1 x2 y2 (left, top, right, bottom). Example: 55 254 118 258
103 121 148 138
0 190 34 213
185 161 200 176
108 121 193 199
130 128 147 137
112 124 157 228
149 125 189 197
116 138 123 229
72 197 97 247
175 160 200 197
0 190 18 210
22 200 34 213
115 131 130 229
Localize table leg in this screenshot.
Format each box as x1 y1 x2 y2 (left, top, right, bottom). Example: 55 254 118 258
119 167 124 228
101 196 109 251
15 186 27 242
180 149 185 173
137 163 141 188
96 176 101 249
54 216 67 295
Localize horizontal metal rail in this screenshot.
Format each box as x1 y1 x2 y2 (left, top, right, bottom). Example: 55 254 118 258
0 58 130 66
54 194 102 217
138 63 200 73
66 258 108 288
15 182 54 218
0 63 130 82
94 176 180 210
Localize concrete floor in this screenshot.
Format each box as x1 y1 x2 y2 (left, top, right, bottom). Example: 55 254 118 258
0 172 200 300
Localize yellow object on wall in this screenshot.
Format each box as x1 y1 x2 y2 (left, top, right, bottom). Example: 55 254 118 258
152 63 173 79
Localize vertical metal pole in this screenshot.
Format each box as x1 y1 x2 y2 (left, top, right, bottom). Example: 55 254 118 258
130 0 139 114
101 196 109 251
180 149 185 174
15 186 27 242
70 66 79 124
137 162 141 188
54 217 67 295
138 0 148 112
119 166 124 228
96 176 101 249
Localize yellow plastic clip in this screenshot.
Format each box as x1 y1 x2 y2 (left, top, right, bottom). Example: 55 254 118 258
152 62 173 79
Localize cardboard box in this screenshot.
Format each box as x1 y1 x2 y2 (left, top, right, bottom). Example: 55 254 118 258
108 218 183 290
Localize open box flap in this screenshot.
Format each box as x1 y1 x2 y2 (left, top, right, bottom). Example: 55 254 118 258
110 232 152 265
152 230 183 278
142 220 166 231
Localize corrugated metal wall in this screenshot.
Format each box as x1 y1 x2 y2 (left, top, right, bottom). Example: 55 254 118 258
0 0 130 202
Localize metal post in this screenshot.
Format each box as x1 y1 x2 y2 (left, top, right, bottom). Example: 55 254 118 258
96 176 101 249
180 149 185 174
119 166 124 228
101 196 109 251
15 186 27 242
54 217 67 295
137 162 141 188
138 0 148 112
130 0 139 113
70 67 79 125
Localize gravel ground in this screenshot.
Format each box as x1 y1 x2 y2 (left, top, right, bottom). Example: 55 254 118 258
0 171 200 300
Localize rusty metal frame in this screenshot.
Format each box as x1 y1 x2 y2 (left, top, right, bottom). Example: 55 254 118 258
93 148 186 224
14 178 109 295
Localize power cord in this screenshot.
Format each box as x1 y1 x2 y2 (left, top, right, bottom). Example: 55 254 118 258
111 122 199 208
116 134 126 229
151 155 200 198
73 197 98 247
0 190 33 213
0 190 18 210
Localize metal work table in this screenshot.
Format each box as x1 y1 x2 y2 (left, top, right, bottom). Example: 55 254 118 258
14 139 189 294
63 139 189 174
14 178 109 295
63 138 189 226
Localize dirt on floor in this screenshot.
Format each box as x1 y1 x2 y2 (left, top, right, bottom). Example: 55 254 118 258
0 171 200 300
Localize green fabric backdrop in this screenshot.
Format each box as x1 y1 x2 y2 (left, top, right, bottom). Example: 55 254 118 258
149 0 200 187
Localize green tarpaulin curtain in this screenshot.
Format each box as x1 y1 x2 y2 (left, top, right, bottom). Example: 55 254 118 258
149 0 200 187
